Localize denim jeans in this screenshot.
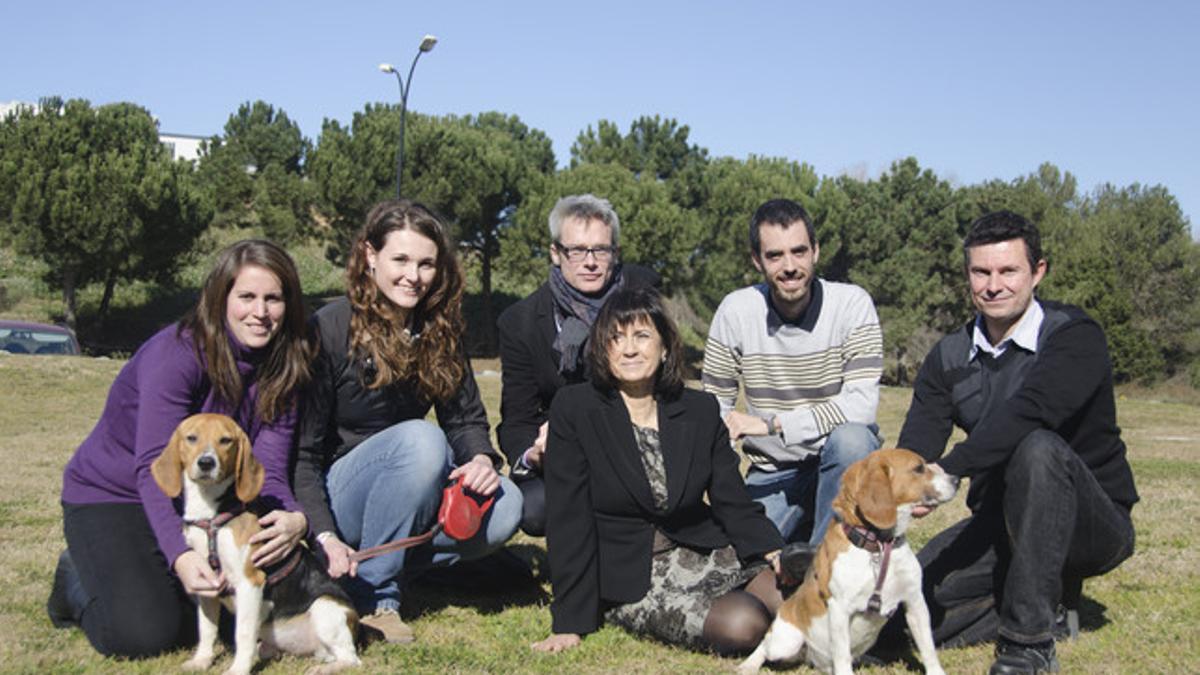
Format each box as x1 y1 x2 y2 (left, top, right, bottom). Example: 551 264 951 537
916 430 1135 646
325 419 524 613
743 422 880 544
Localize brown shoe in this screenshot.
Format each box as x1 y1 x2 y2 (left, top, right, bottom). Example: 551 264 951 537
361 608 415 644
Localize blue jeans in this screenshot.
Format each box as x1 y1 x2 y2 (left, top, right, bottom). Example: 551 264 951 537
325 419 523 613
744 422 880 544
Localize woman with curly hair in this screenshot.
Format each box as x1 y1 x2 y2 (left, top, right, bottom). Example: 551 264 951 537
294 199 522 643
49 240 313 658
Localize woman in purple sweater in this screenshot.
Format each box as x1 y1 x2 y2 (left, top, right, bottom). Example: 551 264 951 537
47 240 313 658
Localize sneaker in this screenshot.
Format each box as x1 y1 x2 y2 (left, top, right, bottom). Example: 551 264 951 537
360 608 415 644
988 638 1060 674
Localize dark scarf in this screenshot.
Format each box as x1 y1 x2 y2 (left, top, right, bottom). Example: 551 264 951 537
549 264 624 377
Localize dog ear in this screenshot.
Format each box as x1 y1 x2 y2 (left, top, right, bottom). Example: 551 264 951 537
151 424 185 498
856 459 897 531
831 459 863 525
232 423 264 504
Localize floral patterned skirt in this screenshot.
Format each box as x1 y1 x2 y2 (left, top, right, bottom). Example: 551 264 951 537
604 539 766 650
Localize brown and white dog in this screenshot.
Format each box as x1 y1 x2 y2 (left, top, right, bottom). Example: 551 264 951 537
151 413 359 675
738 448 958 675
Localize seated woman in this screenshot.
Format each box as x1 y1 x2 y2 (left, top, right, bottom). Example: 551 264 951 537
48 240 313 658
533 287 785 655
294 199 522 643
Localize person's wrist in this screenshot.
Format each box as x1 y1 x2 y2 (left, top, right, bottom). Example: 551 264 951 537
760 413 777 435
316 530 337 545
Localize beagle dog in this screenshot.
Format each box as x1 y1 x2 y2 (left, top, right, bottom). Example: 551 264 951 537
738 448 959 675
151 413 360 675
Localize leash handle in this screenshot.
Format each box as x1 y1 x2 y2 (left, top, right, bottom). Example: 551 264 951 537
348 523 443 563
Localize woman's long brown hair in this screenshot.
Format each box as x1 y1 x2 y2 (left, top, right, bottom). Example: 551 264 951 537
179 239 312 422
345 199 466 402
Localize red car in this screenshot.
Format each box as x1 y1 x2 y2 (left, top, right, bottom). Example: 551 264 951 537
0 320 81 355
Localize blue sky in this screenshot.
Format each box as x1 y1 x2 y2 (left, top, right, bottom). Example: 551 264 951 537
4 1 1197 237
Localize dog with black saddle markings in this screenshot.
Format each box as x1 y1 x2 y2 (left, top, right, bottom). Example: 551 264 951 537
152 413 360 675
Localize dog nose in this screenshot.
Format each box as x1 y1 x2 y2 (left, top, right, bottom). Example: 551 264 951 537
197 455 216 472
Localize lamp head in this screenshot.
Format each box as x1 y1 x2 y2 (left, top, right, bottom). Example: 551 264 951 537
419 35 438 52
378 63 396 74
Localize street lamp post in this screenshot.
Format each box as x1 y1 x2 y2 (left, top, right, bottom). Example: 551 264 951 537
379 34 437 198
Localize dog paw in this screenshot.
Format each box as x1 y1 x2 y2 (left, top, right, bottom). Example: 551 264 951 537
182 655 214 671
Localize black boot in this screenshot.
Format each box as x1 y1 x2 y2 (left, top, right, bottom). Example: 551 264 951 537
777 542 818 586
46 550 86 628
988 638 1060 674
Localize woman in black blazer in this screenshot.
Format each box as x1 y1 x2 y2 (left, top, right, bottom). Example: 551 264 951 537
532 287 785 655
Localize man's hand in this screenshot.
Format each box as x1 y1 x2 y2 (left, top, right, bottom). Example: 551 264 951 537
724 410 771 439
449 454 502 496
524 422 549 469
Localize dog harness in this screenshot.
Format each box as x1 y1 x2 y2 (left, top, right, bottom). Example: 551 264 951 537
184 504 302 592
836 513 906 617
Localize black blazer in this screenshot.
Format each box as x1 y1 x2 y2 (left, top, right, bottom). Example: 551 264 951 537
544 383 783 635
495 264 660 471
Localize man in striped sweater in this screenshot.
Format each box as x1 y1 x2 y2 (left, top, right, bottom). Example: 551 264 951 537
702 198 884 547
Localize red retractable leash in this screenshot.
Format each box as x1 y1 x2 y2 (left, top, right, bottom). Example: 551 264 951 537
349 478 496 563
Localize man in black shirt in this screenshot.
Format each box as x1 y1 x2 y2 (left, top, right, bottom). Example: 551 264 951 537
897 211 1137 674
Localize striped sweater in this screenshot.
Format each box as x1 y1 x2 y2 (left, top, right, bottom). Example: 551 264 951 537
701 279 884 469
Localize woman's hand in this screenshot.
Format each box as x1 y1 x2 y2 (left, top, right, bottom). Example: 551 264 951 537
250 509 308 567
449 455 502 496
531 632 581 653
174 549 226 597
319 533 358 579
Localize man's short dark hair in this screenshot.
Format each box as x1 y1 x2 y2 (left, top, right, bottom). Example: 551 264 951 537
963 210 1044 271
750 199 816 256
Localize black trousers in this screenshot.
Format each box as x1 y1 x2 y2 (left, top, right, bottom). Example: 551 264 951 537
916 430 1135 646
515 474 546 537
62 501 197 657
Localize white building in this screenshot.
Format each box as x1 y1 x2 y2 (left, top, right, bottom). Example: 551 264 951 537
159 132 207 163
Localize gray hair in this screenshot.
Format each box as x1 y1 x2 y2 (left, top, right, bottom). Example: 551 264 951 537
548 194 621 246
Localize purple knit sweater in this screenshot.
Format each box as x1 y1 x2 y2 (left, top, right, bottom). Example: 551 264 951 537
61 324 301 566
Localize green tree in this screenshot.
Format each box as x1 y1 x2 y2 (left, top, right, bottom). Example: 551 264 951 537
571 115 709 209
0 98 209 330
197 101 313 243
818 159 964 382
1051 184 1200 381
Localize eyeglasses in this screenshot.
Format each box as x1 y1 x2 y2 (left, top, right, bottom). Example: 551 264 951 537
554 242 616 262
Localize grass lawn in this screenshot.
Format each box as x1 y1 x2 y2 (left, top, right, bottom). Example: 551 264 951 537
1 353 1196 673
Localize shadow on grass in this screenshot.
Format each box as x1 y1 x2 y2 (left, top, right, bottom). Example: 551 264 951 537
403 544 550 620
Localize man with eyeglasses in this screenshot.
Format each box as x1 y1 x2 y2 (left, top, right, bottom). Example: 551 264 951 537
497 194 659 536
702 198 883 570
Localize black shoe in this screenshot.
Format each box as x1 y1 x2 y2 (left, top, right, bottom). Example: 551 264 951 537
778 542 817 586
46 550 82 628
989 638 1060 674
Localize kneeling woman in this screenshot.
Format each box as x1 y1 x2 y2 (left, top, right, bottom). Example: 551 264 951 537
533 287 784 655
295 200 522 643
51 240 313 658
